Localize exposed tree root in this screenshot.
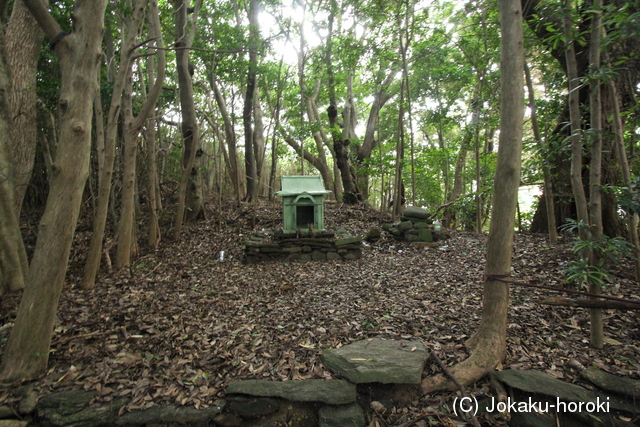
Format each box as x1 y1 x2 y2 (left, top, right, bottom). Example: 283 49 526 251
422 328 506 394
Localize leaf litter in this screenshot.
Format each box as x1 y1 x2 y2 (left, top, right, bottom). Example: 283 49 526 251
1 201 639 425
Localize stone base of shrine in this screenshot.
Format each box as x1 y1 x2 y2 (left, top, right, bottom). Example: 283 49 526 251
244 228 362 263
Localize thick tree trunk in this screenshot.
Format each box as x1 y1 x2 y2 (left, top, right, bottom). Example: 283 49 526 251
6 0 46 215
0 0 107 382
422 0 524 392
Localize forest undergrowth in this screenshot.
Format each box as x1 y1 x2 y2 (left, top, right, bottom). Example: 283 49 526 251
1 199 639 425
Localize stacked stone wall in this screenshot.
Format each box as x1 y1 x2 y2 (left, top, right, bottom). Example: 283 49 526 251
245 228 362 263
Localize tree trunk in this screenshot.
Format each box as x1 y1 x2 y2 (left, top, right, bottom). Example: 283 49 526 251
0 26 28 293
564 2 590 241
587 0 603 349
82 0 152 286
6 0 46 216
209 75 241 201
268 57 284 201
609 80 640 282
392 81 406 219
0 0 107 382
173 0 203 238
524 60 557 242
243 0 259 203
422 0 524 393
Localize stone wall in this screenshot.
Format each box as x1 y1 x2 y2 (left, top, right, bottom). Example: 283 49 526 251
245 228 362 263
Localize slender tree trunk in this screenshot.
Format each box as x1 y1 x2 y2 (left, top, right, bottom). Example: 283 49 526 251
588 0 603 349
209 76 241 201
253 88 265 192
83 0 152 286
564 2 590 241
243 0 260 203
392 80 406 219
422 0 524 392
0 0 107 382
524 60 557 242
116 0 165 267
268 58 284 201
0 25 28 293
609 80 640 282
6 0 47 216
173 0 202 238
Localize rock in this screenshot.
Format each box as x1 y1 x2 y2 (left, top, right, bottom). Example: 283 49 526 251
0 421 28 427
321 338 429 384
335 237 362 247
343 250 362 260
417 229 433 242
318 403 365 427
115 403 225 425
382 223 393 231
396 221 413 233
403 206 431 219
311 251 326 261
365 228 382 242
493 370 636 413
36 390 128 427
0 406 14 418
15 384 37 415
327 251 341 261
227 396 279 418
213 413 243 427
581 367 640 399
357 383 420 407
226 379 356 405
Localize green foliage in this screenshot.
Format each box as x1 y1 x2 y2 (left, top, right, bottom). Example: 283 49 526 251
617 177 640 216
560 219 635 289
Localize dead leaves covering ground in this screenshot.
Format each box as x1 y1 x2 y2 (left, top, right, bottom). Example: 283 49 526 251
1 201 640 425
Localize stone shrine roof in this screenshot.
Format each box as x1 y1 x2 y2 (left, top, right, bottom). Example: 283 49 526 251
274 176 332 197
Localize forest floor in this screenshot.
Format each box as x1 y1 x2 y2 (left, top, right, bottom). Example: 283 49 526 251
1 200 640 425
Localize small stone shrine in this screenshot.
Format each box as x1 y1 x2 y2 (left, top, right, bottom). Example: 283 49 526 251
244 176 362 263
275 176 332 235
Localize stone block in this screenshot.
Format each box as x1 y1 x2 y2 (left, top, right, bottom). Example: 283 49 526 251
227 396 279 418
318 403 365 427
403 206 431 219
397 221 413 233
327 252 341 261
418 229 433 242
311 251 326 260
226 379 356 405
335 236 362 247
343 250 361 260
321 338 429 384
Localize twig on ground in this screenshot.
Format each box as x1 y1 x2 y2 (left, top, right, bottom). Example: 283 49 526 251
429 350 481 427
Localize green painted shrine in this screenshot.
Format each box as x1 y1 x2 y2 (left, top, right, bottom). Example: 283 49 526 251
275 176 332 234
